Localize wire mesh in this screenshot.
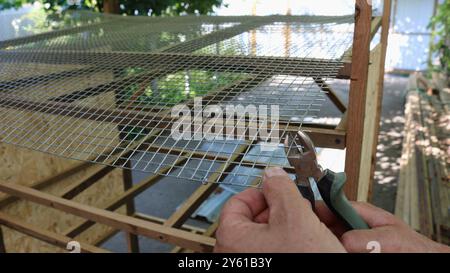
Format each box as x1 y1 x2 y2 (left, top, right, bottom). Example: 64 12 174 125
0 10 355 187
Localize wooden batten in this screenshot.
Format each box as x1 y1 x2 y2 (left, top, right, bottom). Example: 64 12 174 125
357 44 382 202
344 0 372 200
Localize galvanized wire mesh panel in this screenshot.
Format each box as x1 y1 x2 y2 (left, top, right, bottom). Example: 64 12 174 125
0 11 354 187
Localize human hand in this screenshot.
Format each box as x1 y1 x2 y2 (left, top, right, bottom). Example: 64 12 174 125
339 202 450 253
214 167 450 253
214 167 346 253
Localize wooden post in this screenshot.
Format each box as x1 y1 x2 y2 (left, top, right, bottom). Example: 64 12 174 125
0 226 5 253
367 0 392 201
103 0 120 14
357 45 382 201
344 0 372 200
123 162 140 253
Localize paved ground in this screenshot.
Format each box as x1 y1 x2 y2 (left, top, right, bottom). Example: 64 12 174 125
328 74 409 212
370 75 409 212
102 74 409 252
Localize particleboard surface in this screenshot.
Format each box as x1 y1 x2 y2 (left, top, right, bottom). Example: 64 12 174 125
0 107 124 252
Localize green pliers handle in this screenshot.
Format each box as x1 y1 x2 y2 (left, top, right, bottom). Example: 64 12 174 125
316 170 370 230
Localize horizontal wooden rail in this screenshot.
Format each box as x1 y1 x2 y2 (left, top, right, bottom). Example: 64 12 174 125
0 182 216 252
0 211 109 253
0 51 351 79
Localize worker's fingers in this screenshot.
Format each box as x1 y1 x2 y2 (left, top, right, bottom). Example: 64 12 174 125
219 188 267 224
350 202 402 228
339 203 408 253
254 199 342 227
315 201 336 225
233 188 268 219
215 189 270 253
262 167 311 224
254 208 269 223
315 201 348 237
254 200 347 236
340 228 389 253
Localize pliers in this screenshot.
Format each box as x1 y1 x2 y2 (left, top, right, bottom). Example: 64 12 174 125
284 131 369 230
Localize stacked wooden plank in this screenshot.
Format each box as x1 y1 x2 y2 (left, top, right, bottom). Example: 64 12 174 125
395 74 449 244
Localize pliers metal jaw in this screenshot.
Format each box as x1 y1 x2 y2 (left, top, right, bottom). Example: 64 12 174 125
284 131 322 211
284 131 370 230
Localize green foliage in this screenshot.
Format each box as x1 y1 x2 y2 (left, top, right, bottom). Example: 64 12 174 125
118 69 244 141
428 1 450 78
123 69 244 107
0 0 224 16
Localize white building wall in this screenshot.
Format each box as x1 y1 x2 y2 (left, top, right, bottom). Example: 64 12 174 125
215 0 439 72
387 0 438 71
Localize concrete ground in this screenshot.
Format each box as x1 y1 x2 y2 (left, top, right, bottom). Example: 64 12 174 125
102 74 409 252
370 75 409 212
327 74 409 212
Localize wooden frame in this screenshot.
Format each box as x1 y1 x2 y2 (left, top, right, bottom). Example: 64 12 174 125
0 0 391 252
345 0 392 201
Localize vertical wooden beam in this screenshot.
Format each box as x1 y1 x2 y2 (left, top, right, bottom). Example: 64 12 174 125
103 0 120 14
344 0 372 200
368 0 393 201
0 226 5 253
122 161 140 253
357 45 382 201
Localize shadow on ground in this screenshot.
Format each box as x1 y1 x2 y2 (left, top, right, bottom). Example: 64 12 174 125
370 75 409 213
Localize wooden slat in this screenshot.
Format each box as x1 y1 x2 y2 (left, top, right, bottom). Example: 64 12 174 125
344 0 372 200
0 98 346 149
135 213 206 234
93 229 120 247
419 94 443 241
0 51 351 79
342 16 383 62
63 157 188 238
368 0 393 201
61 165 116 200
314 77 347 113
0 182 216 252
0 211 109 253
0 21 115 49
0 226 5 253
357 45 382 201
336 111 348 131
122 161 140 253
164 144 251 228
171 220 220 254
412 93 433 238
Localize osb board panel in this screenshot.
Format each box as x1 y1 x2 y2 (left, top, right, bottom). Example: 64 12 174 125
77 90 119 110
14 70 115 102
0 63 86 82
0 105 126 252
1 168 125 252
0 107 121 162
1 62 115 102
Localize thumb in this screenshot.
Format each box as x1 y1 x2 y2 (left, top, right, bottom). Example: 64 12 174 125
351 202 403 228
340 229 386 253
340 203 404 253
262 167 312 223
